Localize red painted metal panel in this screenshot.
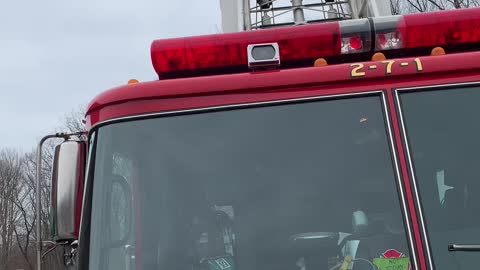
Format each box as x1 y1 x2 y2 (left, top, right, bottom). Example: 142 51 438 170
386 89 427 270
86 51 480 128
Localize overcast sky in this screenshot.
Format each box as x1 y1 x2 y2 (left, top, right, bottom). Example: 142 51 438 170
0 0 221 152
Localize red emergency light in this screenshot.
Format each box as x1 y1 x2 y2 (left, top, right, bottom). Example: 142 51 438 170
151 8 480 79
373 8 480 51
151 23 338 79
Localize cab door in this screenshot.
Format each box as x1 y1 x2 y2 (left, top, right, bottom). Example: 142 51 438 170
394 82 480 270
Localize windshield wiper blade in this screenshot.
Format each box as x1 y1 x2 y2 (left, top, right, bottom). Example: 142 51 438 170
448 244 480 252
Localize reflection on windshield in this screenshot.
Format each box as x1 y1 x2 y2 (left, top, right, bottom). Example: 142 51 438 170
89 95 411 270
400 87 480 270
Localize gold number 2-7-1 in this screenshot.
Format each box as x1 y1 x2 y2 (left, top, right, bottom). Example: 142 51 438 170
350 58 423 77
381 60 395 75
350 63 366 77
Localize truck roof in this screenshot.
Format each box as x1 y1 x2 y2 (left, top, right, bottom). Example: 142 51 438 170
86 50 480 129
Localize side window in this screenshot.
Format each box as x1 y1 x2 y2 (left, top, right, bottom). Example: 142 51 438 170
90 125 137 270
107 153 134 270
111 152 133 238
398 85 480 270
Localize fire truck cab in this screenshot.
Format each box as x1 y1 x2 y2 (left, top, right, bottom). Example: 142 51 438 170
44 7 480 270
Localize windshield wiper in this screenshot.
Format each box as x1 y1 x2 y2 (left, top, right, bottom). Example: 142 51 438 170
448 244 480 252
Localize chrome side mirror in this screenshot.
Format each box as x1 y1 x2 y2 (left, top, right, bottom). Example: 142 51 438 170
51 140 86 241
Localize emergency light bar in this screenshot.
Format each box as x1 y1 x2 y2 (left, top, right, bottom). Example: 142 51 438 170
151 8 480 79
372 8 480 51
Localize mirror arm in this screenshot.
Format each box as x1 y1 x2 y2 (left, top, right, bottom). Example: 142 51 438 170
36 132 86 270
41 243 63 261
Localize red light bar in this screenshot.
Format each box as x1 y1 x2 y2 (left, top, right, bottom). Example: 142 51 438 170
402 8 480 49
373 8 480 51
151 8 480 79
151 23 342 79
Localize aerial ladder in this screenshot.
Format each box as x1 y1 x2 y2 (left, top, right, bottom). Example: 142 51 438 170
220 0 392 32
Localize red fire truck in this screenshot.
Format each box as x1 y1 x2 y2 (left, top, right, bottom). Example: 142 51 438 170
39 6 480 270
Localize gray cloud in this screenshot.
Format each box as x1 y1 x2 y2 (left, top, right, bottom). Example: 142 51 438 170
0 0 221 151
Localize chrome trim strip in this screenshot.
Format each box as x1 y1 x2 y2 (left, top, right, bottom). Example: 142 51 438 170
391 81 480 270
381 93 419 270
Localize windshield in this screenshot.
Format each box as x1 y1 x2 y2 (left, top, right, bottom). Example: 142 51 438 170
88 95 412 270
399 86 480 270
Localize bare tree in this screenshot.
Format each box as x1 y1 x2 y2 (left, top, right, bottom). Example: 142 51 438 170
56 105 87 140
13 164 36 270
393 0 480 14
0 149 23 269
13 186 35 270
15 148 56 270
